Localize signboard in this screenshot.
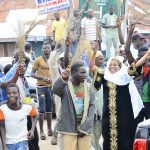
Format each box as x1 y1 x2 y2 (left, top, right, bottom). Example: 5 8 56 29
35 0 72 14
97 3 106 6
95 0 108 2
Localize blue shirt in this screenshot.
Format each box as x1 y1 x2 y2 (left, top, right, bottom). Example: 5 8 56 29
0 64 18 102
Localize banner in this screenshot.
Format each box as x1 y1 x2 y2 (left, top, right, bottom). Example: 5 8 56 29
35 0 72 14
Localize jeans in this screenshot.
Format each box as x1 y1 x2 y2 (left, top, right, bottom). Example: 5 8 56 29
6 140 28 150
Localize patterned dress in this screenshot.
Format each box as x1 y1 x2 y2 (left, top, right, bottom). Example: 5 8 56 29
94 67 143 150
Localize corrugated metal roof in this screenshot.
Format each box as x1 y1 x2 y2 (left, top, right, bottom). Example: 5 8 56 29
128 0 150 33
0 9 47 39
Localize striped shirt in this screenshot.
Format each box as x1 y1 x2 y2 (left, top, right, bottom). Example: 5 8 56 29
81 17 97 41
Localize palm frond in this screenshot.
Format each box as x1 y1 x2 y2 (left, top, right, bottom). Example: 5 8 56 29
69 33 90 67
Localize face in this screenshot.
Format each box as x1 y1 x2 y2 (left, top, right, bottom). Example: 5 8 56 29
7 87 19 104
87 11 93 18
73 9 80 17
133 39 145 49
54 12 60 20
109 7 114 14
108 60 121 74
138 51 147 58
42 44 51 55
95 55 104 67
73 66 86 83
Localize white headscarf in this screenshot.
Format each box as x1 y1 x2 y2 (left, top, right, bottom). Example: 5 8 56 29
104 57 143 118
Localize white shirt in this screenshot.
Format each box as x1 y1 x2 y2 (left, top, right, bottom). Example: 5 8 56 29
0 104 35 144
81 17 97 41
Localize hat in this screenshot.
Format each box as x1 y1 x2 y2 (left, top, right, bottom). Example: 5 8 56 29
59 53 64 59
132 33 145 42
87 8 94 13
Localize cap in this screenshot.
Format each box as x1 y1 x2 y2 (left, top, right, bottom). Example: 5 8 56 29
59 53 64 59
87 8 94 13
132 33 145 42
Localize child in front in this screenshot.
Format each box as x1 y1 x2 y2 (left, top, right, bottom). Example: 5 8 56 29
0 83 38 150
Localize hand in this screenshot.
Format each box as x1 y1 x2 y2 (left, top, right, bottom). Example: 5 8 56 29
42 77 52 83
116 17 122 27
53 40 56 46
3 145 8 150
56 42 62 49
62 67 70 81
91 42 98 52
65 36 71 46
27 130 34 140
77 131 85 138
17 64 26 75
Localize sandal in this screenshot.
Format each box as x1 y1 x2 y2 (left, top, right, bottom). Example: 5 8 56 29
40 132 46 140
51 136 57 145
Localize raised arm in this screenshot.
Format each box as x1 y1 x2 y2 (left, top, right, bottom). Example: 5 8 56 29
80 0 91 15
124 23 136 64
117 17 125 45
89 50 97 73
48 43 61 82
0 64 23 88
53 67 70 97
135 48 150 68
64 37 71 68
89 42 99 73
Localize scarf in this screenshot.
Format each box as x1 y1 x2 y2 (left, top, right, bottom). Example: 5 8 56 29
104 57 144 118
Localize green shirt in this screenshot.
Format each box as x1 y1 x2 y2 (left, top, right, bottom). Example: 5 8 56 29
102 13 118 38
73 84 85 124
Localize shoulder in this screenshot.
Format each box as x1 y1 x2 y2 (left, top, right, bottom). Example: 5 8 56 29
82 17 87 21
22 103 32 108
22 104 33 111
113 14 117 17
61 18 66 22
34 56 42 62
0 104 7 110
103 13 108 18
52 20 56 25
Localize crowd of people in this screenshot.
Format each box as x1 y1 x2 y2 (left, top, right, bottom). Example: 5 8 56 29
0 2 150 150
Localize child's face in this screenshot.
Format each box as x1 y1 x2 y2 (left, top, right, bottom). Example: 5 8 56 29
7 87 19 104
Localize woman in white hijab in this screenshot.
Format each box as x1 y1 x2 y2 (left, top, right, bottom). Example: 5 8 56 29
92 48 150 150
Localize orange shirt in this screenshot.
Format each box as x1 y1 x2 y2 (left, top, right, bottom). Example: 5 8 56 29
32 56 52 87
